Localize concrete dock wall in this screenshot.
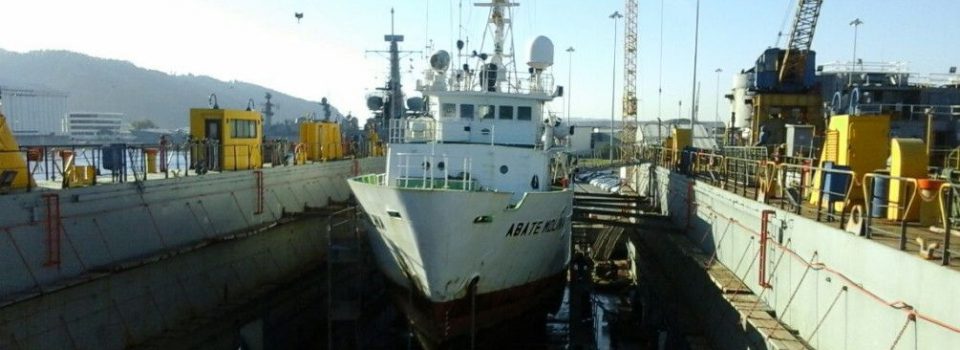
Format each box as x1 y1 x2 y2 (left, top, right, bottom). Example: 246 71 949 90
0 157 384 349
639 163 960 349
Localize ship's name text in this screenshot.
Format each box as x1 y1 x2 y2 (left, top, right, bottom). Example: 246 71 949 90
505 217 566 237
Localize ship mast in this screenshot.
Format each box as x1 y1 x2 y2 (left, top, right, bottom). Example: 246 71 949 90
386 8 404 121
476 0 517 91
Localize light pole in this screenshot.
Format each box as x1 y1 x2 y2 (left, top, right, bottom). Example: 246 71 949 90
609 11 622 165
566 47 575 119
849 18 863 85
690 0 700 129
714 68 722 125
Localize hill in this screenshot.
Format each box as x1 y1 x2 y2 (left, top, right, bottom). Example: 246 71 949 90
0 49 344 128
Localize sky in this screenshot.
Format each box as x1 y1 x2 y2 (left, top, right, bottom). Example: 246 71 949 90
1 0 958 124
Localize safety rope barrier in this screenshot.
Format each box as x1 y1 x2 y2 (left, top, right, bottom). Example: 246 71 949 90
808 286 847 340
889 314 916 350
778 251 818 322
694 201 960 335
747 239 791 317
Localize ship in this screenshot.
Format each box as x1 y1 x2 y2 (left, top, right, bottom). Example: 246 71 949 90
347 0 573 344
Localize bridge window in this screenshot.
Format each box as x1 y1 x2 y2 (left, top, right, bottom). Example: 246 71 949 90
460 104 475 119
442 103 456 118
517 106 532 121
498 106 514 120
480 105 495 119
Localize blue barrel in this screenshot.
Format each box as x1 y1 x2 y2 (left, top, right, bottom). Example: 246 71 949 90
822 162 851 202
101 143 127 172
870 170 890 218
679 147 696 175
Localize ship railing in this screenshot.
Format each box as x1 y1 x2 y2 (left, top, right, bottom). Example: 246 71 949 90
819 60 910 74
388 118 437 144
643 146 960 267
855 103 960 120
691 152 726 187
772 162 860 225
657 148 864 227
439 68 555 95
0 137 382 194
721 146 768 161
936 183 960 266
392 152 477 191
862 173 924 247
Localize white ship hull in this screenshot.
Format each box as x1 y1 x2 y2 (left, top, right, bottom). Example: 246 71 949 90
348 175 571 342
349 181 571 299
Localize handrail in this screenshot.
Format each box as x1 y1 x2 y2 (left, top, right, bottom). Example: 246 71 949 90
862 172 920 248
391 152 476 192
937 183 956 266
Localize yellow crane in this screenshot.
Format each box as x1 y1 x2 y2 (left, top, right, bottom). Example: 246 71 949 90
620 0 638 163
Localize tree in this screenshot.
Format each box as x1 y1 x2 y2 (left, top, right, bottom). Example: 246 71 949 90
131 119 158 130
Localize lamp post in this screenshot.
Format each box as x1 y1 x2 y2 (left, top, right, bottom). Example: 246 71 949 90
849 18 863 85
714 68 723 125
609 11 622 165
566 47 575 119
690 0 700 129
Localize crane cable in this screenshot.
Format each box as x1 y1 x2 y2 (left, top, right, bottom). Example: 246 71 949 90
774 0 794 47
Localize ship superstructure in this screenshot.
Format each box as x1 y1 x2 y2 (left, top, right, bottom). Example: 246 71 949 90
347 0 572 343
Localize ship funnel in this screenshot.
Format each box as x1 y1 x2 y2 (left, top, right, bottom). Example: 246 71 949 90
527 36 554 70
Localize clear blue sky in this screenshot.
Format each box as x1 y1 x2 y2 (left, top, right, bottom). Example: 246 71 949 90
2 0 958 123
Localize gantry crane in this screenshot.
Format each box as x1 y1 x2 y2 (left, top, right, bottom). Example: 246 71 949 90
745 0 824 146
620 0 638 162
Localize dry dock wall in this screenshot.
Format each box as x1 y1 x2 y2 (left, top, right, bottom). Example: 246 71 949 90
0 157 384 349
638 164 960 349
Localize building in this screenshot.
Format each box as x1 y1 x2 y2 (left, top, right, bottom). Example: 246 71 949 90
0 86 69 135
64 112 127 140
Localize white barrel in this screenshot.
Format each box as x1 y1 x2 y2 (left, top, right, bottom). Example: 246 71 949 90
731 72 753 129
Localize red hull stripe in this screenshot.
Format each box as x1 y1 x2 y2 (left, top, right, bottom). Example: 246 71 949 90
389 271 567 344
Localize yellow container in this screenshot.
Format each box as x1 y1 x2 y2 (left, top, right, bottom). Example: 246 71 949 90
811 114 891 208
145 148 159 174
671 128 692 152
299 121 342 161
887 138 927 221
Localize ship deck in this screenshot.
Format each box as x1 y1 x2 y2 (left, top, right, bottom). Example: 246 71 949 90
687 172 960 272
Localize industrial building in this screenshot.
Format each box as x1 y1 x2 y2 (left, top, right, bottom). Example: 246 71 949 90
63 112 129 140
0 85 68 136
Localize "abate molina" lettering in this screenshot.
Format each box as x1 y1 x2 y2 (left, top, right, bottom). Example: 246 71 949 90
505 217 566 237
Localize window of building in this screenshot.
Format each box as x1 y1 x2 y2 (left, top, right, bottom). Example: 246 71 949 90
460 104 475 119
517 106 532 120
230 120 257 138
498 105 513 120
480 105 495 119
442 103 457 118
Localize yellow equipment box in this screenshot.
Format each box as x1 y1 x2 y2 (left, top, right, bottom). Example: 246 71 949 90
299 121 343 161
190 108 263 171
